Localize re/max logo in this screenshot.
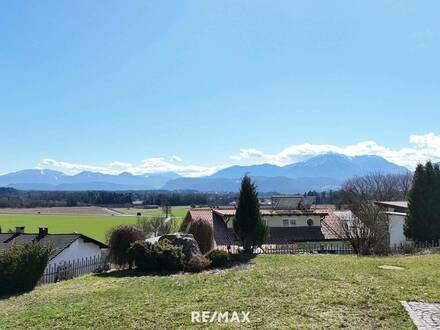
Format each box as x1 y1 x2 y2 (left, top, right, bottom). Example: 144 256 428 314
191 311 250 323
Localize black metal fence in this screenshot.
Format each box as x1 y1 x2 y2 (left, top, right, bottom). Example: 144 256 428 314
39 255 107 285
218 240 440 256
218 243 352 255
261 243 353 255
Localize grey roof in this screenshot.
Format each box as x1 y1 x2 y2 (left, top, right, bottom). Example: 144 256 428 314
0 233 108 259
375 201 408 209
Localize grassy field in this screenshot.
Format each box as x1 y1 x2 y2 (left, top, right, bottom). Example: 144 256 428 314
0 209 187 242
1 254 439 329
0 214 139 242
112 207 188 218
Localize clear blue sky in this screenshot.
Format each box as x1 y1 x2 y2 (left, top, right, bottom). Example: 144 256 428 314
1 1 440 176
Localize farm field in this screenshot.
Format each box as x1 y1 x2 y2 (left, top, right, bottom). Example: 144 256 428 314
1 254 439 329
112 207 189 217
0 207 188 242
0 206 115 216
0 214 138 242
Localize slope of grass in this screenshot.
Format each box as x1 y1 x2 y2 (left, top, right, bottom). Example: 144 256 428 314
1 254 439 329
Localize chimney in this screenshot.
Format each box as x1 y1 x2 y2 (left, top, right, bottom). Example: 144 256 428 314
15 226 25 234
38 227 48 237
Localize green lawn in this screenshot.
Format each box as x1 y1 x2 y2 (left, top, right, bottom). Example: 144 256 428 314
1 254 439 329
0 213 185 242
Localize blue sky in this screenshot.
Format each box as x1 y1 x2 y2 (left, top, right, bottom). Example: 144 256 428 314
1 1 440 176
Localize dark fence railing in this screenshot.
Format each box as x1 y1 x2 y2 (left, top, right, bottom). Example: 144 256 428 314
218 240 440 256
39 255 107 285
261 243 353 255
217 243 352 255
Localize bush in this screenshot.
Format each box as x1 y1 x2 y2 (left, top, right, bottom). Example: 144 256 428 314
184 256 212 273
129 239 184 272
180 218 214 254
108 226 145 267
230 251 256 263
155 239 184 272
207 250 230 267
0 242 53 296
137 217 175 237
128 241 158 271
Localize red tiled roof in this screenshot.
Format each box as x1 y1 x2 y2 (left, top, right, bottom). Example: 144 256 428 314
321 210 346 240
212 212 237 246
189 209 213 222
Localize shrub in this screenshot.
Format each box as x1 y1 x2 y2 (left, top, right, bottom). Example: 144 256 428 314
155 239 184 272
0 242 53 296
128 240 159 271
108 226 145 267
137 217 175 237
184 256 212 273
230 251 256 263
183 218 214 254
207 250 230 267
398 243 420 255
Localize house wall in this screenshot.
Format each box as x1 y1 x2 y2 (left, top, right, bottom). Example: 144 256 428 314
49 238 103 267
224 214 322 228
388 213 409 247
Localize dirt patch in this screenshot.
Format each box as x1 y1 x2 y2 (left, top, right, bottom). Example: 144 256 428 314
198 262 256 275
378 265 404 270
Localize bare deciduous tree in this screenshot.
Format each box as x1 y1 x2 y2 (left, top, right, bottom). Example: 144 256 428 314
341 203 390 255
137 217 176 237
161 203 172 217
339 173 408 255
341 173 412 205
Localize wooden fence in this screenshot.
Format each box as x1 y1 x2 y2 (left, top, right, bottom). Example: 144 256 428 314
39 255 107 285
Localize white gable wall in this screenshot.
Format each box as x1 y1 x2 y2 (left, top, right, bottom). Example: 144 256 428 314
387 213 409 247
49 237 102 266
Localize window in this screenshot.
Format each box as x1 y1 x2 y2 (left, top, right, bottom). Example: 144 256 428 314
282 219 289 227
262 219 268 226
289 219 296 226
307 219 314 226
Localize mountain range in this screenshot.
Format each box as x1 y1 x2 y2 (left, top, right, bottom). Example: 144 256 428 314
0 154 410 193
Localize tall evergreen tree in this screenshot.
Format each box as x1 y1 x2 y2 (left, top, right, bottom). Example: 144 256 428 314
405 162 440 242
233 175 268 252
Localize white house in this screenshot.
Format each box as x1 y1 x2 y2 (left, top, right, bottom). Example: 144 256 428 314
375 201 411 247
0 227 108 283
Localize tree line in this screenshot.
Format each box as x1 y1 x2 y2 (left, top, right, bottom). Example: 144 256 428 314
405 161 440 242
0 188 238 208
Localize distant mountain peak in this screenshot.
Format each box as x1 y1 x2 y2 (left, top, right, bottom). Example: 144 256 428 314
0 154 409 192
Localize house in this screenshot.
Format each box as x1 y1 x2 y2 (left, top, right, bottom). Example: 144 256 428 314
181 196 346 249
0 227 108 281
375 201 410 247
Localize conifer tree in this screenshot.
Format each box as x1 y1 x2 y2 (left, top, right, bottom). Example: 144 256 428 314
405 161 440 242
233 175 268 252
